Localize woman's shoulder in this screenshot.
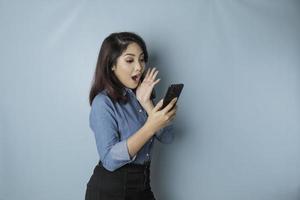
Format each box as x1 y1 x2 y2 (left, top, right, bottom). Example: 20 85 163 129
91 90 113 109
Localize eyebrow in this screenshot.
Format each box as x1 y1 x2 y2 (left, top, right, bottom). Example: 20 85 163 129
123 53 144 57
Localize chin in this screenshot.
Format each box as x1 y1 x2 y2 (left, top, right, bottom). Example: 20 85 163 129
124 84 136 89
127 86 135 89
127 80 140 89
132 84 139 89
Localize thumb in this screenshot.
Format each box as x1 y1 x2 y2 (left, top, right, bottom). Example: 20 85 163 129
153 99 164 112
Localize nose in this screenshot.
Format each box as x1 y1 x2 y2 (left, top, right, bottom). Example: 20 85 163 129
135 62 144 72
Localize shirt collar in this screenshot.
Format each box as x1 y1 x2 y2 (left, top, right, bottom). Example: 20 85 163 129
122 87 134 96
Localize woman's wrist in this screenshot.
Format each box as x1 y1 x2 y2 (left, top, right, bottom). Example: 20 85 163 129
143 120 159 136
140 100 154 115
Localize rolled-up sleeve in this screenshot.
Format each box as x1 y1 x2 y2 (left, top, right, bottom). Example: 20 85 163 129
89 95 136 172
154 122 175 144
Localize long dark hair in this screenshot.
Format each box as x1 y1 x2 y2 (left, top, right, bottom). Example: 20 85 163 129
89 32 154 106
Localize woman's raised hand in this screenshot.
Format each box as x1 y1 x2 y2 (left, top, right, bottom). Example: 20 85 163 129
136 67 160 105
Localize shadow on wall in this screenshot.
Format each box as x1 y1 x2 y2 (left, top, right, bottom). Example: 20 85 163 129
147 52 189 199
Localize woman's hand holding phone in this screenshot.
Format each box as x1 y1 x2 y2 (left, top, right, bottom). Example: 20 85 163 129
145 97 178 134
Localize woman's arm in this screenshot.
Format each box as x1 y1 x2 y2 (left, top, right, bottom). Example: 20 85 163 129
140 99 175 144
126 122 155 158
90 95 137 172
128 98 177 157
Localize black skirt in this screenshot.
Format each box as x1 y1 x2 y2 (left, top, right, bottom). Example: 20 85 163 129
85 161 156 200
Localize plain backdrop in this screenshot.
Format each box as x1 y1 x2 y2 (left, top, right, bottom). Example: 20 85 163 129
1 0 300 200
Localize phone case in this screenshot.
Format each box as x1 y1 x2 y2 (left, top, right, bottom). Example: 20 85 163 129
161 83 184 109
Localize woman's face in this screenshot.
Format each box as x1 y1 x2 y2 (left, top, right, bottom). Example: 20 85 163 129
112 42 146 89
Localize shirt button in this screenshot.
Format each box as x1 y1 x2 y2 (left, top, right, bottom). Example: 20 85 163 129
146 153 149 157
139 109 142 113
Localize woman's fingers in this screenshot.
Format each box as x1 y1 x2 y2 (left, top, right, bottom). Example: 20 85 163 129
143 67 155 81
143 67 160 85
151 78 161 87
162 97 177 112
166 105 177 122
166 105 177 117
153 99 164 112
147 67 158 82
151 70 159 81
149 67 156 78
144 68 150 80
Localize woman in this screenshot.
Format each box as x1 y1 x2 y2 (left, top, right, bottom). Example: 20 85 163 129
85 32 177 200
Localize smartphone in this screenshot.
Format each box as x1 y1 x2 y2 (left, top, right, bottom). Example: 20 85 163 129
160 83 184 110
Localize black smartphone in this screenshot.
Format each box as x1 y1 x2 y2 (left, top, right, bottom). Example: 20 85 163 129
160 83 184 110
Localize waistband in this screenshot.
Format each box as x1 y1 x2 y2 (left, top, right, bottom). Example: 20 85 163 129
95 161 152 191
98 161 151 172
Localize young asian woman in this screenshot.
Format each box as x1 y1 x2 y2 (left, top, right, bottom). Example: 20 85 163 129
85 32 178 200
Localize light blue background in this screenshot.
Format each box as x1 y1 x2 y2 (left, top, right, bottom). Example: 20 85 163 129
1 0 300 199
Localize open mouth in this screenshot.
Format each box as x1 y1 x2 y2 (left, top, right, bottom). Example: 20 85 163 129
131 74 141 82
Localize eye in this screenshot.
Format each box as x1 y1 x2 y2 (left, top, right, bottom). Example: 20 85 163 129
126 60 134 63
140 58 145 62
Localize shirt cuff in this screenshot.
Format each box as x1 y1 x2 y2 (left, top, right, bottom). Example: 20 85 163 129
110 140 136 162
125 139 137 161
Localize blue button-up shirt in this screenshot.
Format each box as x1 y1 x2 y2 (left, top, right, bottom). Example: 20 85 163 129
89 87 174 171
